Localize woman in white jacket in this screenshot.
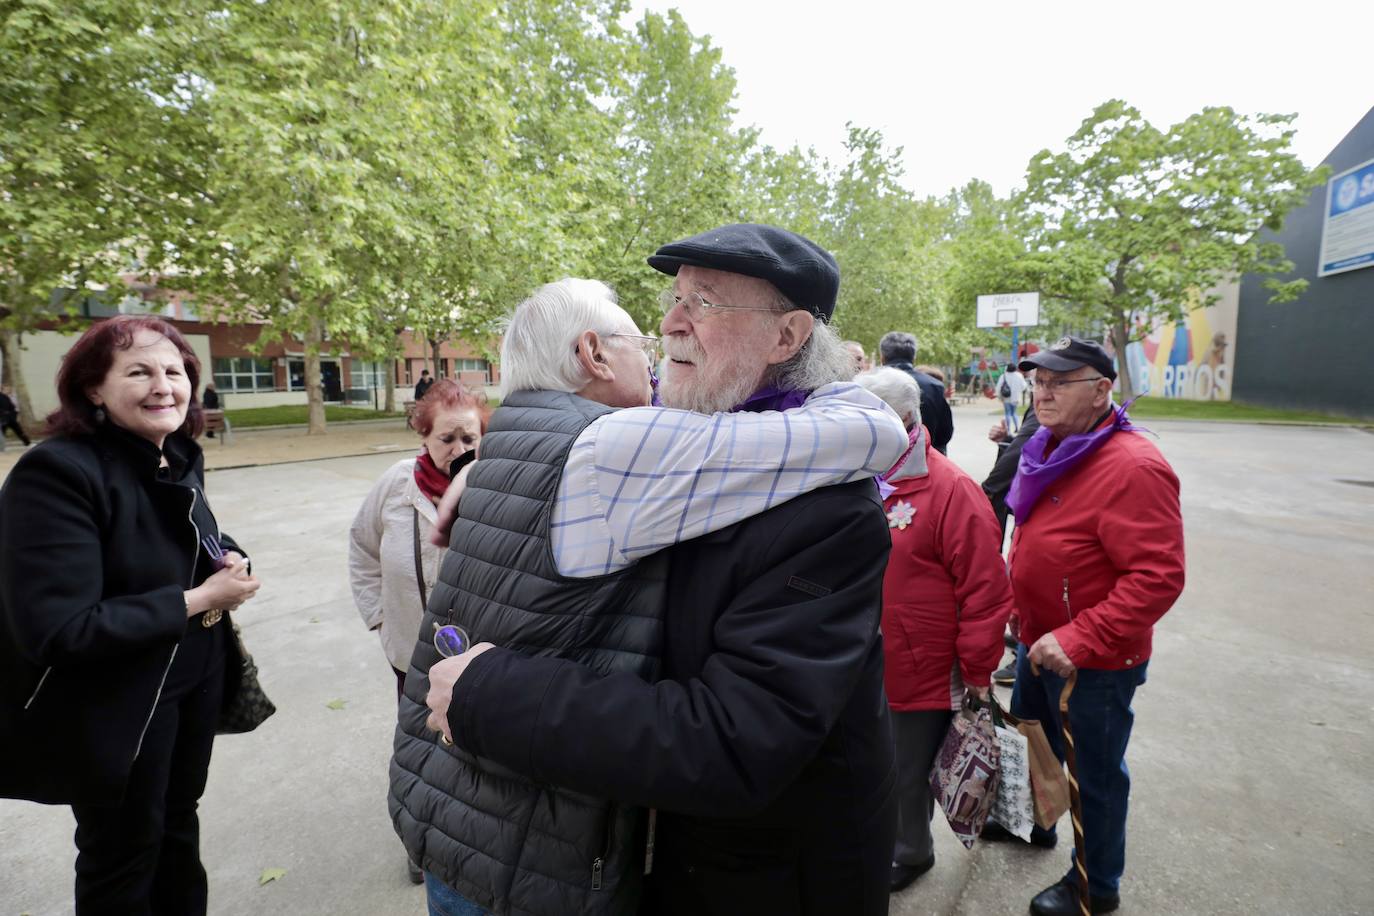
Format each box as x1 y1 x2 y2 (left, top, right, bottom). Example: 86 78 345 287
350 379 487 691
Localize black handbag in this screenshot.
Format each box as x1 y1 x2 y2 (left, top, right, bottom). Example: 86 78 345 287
217 617 276 734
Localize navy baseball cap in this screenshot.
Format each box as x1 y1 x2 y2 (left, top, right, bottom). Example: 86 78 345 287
1019 336 1117 381
648 223 839 322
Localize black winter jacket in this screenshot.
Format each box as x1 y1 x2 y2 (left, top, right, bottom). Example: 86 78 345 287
0 425 243 804
448 479 898 916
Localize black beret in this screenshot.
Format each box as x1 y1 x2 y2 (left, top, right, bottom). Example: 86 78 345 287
1019 336 1118 382
647 223 839 321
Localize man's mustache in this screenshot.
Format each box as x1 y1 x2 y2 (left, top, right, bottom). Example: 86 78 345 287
663 335 705 364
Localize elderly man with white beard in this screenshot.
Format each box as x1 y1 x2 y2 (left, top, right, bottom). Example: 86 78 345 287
393 229 908 916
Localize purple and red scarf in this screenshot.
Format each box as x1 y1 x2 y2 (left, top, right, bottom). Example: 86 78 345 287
1006 402 1143 523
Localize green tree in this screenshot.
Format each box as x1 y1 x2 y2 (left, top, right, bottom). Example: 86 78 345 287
1020 100 1325 400
0 0 205 426
176 0 514 433
811 127 951 362
593 9 757 330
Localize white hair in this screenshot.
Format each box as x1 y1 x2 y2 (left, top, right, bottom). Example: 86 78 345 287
854 366 922 429
767 320 858 391
498 278 631 397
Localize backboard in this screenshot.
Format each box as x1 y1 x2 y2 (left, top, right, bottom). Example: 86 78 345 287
976 292 1040 328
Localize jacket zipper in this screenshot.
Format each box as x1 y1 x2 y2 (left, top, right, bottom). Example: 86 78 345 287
1062 577 1072 622
23 667 52 710
134 483 201 761
591 806 615 890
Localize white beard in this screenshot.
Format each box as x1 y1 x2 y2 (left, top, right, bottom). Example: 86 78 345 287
659 334 765 414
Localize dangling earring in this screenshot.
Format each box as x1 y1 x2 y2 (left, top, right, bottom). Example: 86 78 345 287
94 406 106 424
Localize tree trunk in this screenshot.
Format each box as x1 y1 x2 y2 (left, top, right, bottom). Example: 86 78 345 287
304 314 327 435
0 327 39 431
427 336 439 378
383 356 396 412
1110 312 1136 403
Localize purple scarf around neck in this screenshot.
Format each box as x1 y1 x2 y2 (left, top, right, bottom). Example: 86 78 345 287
732 384 810 414
1006 401 1142 523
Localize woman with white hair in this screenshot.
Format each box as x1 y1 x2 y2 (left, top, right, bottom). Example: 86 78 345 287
853 367 1015 894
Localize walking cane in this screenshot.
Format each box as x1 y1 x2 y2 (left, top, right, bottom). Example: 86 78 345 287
1031 663 1088 916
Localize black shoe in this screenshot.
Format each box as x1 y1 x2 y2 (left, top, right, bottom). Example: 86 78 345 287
980 819 1058 849
407 856 424 885
1029 878 1119 915
992 661 1017 686
889 854 935 893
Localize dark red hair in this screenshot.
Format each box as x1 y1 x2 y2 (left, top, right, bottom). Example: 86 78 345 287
46 315 205 440
412 378 490 437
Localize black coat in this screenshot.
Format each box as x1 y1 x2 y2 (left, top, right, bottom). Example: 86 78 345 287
885 360 954 454
982 404 1040 531
0 425 242 804
448 480 897 915
0 392 17 424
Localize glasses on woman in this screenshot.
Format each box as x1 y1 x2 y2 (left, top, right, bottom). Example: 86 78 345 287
432 621 472 658
657 289 780 322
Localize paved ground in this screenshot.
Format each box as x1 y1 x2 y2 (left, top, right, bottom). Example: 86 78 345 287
3 403 1373 915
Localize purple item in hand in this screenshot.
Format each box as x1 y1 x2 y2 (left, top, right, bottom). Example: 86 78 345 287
1006 401 1144 523
929 698 1001 849
201 536 227 572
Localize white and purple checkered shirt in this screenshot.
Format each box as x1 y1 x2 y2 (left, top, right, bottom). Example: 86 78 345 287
551 382 908 577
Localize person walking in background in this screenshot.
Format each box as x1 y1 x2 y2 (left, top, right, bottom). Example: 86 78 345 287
878 331 954 454
997 364 1028 431
0 385 30 449
200 381 221 438
0 315 261 914
412 368 433 400
843 339 871 373
853 367 1014 893
997 337 1185 916
349 378 486 884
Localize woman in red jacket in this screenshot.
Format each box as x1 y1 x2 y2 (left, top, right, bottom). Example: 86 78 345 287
855 368 1015 893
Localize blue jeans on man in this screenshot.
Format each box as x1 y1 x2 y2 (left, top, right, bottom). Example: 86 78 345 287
424 872 489 916
1010 643 1147 898
1002 399 1019 431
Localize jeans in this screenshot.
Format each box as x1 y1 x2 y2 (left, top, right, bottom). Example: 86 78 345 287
425 872 489 916
1010 643 1147 898
1002 400 1019 431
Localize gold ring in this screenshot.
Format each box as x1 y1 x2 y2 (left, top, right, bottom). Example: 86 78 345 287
439 733 453 746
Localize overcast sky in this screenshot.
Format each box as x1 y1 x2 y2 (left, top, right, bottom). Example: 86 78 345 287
630 0 1372 199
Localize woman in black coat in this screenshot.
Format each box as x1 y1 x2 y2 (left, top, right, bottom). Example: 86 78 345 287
0 315 261 915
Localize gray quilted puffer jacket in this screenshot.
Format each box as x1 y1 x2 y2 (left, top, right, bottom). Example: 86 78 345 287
390 390 666 916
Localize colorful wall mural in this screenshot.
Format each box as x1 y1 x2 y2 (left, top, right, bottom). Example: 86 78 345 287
1121 281 1238 401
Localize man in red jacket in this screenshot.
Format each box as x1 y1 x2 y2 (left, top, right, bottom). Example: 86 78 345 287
999 337 1185 916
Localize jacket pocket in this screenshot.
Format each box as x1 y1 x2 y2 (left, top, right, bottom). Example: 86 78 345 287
23 666 53 711
591 803 615 890
1062 577 1072 622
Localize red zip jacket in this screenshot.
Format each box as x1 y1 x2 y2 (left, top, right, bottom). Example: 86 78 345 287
881 431 1013 710
1008 421 1185 670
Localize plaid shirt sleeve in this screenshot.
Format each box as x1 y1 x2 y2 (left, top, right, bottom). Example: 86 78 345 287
550 381 908 577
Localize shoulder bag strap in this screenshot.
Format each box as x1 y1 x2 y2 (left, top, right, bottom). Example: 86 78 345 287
412 508 428 612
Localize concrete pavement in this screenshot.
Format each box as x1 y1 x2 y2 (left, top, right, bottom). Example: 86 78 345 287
2 402 1372 915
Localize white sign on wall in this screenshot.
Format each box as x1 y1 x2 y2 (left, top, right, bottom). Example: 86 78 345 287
976 292 1040 328
1319 155 1374 277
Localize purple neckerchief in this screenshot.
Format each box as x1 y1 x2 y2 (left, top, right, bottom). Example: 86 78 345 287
877 425 929 500
731 384 810 414
1006 401 1143 523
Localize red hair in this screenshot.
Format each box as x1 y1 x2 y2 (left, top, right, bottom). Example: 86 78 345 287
46 315 205 440
412 378 490 437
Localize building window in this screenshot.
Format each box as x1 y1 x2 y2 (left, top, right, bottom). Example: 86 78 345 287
213 357 275 392
457 358 491 383
348 359 387 391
